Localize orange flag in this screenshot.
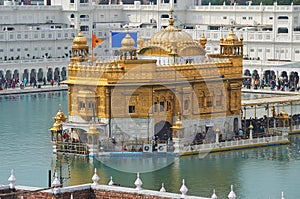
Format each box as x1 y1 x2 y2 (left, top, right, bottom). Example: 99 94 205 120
92 33 102 49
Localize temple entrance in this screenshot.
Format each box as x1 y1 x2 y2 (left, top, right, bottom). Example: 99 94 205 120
154 120 172 141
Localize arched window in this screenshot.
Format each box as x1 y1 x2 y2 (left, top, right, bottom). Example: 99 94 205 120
70 14 75 18
184 100 189 110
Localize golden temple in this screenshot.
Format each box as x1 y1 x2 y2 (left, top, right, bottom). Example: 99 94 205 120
62 10 244 142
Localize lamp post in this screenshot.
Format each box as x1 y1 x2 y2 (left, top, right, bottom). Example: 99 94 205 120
249 123 253 140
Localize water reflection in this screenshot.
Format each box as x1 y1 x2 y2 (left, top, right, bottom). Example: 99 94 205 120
95 153 178 173
54 136 300 199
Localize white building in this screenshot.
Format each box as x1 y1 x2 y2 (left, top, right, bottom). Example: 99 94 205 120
1 0 300 85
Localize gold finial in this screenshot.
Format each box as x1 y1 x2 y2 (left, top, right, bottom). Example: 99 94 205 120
169 9 174 26
249 123 253 129
200 32 207 49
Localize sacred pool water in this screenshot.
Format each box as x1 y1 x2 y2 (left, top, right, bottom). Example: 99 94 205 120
0 91 300 199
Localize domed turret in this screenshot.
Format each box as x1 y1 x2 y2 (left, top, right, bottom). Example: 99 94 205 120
119 33 137 60
199 33 207 49
120 33 135 51
219 28 243 56
225 29 239 43
73 32 87 46
71 32 89 63
54 105 67 122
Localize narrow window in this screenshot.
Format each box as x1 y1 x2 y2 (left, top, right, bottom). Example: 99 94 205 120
160 102 164 112
129 105 135 113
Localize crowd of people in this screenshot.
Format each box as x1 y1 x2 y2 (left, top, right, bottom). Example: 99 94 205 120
0 76 60 90
243 70 300 91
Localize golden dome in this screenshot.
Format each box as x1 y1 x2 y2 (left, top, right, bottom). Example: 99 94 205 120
73 32 87 46
54 105 67 122
279 110 289 118
120 33 135 51
225 29 239 42
50 120 62 131
87 123 100 135
139 10 205 57
199 33 207 49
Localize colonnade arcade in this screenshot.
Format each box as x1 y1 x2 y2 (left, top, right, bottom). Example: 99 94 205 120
0 67 67 86
243 68 299 89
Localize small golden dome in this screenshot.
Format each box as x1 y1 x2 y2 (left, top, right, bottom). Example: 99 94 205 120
54 105 67 122
50 120 62 131
120 33 135 51
200 33 207 48
226 29 239 42
248 124 253 129
279 110 289 118
175 118 182 126
73 32 87 46
87 123 100 135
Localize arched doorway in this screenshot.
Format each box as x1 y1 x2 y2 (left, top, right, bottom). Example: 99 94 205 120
30 69 37 85
61 67 67 80
23 69 29 82
0 70 4 80
37 68 44 82
13 70 19 80
47 68 53 82
154 120 172 141
5 70 12 82
263 70 276 85
54 67 60 81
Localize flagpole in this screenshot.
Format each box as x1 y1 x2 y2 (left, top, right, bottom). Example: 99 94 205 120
92 31 94 64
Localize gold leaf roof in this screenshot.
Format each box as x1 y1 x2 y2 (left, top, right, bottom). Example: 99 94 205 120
120 33 135 51
139 10 205 57
73 32 87 46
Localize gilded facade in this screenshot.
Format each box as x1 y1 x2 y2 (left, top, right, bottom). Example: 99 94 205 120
63 10 243 142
